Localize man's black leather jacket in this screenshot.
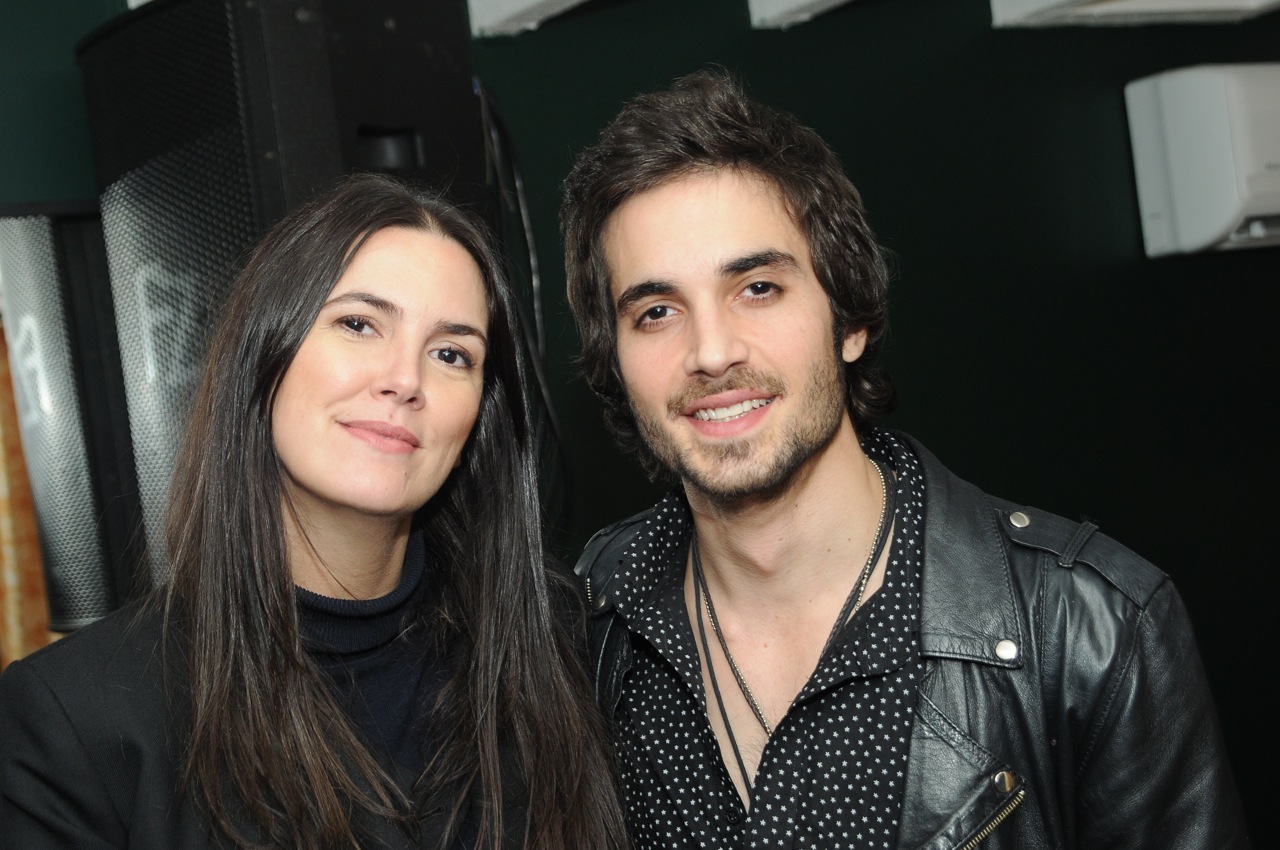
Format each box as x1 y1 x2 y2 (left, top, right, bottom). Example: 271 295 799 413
575 435 1250 849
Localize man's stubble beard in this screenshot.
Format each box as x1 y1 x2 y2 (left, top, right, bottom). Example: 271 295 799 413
630 353 848 506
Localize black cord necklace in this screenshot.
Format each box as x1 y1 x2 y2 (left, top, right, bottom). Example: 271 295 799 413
692 458 896 794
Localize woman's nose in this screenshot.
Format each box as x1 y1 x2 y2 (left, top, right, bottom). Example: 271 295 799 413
376 349 425 407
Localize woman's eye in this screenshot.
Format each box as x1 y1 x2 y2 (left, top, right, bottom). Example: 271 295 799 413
432 347 474 369
339 317 374 335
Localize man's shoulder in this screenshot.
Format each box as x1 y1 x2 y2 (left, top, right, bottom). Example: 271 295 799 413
902 430 1170 612
573 501 669 587
993 501 1169 609
574 490 688 576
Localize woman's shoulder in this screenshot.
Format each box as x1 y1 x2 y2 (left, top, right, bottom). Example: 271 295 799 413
8 596 163 670
0 599 209 846
0 597 172 729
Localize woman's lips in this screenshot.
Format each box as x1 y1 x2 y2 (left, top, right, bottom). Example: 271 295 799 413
341 420 420 453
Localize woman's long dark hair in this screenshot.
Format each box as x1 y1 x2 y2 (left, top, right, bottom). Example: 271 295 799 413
162 173 626 848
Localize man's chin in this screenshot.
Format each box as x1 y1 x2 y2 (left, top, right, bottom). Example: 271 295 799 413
637 423 787 501
676 456 794 506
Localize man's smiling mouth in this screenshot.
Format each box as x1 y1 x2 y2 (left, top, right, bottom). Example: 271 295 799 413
692 398 774 422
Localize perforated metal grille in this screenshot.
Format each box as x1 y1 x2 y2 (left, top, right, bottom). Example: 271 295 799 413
83 0 261 577
0 216 111 629
78 0 243 189
101 130 258 580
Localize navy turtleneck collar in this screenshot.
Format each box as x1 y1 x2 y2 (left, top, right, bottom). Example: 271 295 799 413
295 526 428 654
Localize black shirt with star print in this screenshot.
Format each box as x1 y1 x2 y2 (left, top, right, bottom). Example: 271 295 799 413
607 430 925 849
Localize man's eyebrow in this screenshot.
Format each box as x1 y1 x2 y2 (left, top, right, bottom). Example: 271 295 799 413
615 280 676 317
720 249 801 278
322 291 402 319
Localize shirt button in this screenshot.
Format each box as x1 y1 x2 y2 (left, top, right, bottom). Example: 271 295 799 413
725 803 744 824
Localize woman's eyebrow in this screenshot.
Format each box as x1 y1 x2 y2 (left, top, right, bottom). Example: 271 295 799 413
322 291 402 318
435 321 488 347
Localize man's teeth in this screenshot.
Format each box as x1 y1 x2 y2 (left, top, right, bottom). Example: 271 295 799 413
693 398 772 422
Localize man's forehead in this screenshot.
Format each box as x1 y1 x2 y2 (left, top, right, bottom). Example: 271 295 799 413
608 167 790 225
602 170 808 297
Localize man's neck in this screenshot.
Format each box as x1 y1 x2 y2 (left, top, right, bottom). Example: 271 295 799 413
680 422 893 798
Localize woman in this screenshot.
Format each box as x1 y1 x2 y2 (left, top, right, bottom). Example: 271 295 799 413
0 174 627 849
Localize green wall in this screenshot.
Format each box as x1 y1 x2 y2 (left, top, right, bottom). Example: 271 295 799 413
469 0 1278 835
0 0 126 206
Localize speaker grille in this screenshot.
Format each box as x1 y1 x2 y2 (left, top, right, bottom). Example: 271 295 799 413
0 217 112 629
80 0 263 576
78 0 245 189
101 130 259 578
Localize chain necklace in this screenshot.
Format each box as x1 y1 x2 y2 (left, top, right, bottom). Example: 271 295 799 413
692 457 895 793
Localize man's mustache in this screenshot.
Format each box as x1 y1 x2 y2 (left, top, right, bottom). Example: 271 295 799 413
666 367 786 418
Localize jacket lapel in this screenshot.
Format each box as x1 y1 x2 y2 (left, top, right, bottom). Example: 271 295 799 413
907 436 1023 666
896 436 1028 849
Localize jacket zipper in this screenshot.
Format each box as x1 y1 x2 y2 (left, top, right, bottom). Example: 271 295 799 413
586 577 594 608
957 787 1026 850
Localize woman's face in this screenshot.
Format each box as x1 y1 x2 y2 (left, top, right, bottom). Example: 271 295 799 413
272 226 489 526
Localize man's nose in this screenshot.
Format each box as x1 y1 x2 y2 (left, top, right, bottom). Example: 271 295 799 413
684 308 749 377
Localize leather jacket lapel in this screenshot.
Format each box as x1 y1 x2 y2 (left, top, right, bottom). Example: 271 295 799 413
896 435 1029 848
908 436 1022 668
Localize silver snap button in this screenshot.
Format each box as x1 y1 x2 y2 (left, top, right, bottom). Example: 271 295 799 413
993 770 1017 793
1009 511 1030 528
995 639 1019 661
596 594 609 610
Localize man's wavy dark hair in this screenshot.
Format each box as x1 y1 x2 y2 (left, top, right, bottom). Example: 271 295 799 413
561 69 894 478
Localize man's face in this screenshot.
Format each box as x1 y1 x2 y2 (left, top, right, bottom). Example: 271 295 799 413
602 169 866 503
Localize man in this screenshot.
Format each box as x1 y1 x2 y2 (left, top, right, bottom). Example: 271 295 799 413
560 71 1248 849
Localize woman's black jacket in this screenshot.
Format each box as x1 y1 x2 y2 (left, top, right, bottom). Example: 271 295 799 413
0 600 529 849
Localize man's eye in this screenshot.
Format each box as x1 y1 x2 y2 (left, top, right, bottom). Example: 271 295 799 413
745 281 779 297
637 305 672 326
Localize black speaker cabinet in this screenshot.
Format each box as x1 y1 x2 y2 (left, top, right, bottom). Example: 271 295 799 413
0 203 144 630
75 0 488 577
